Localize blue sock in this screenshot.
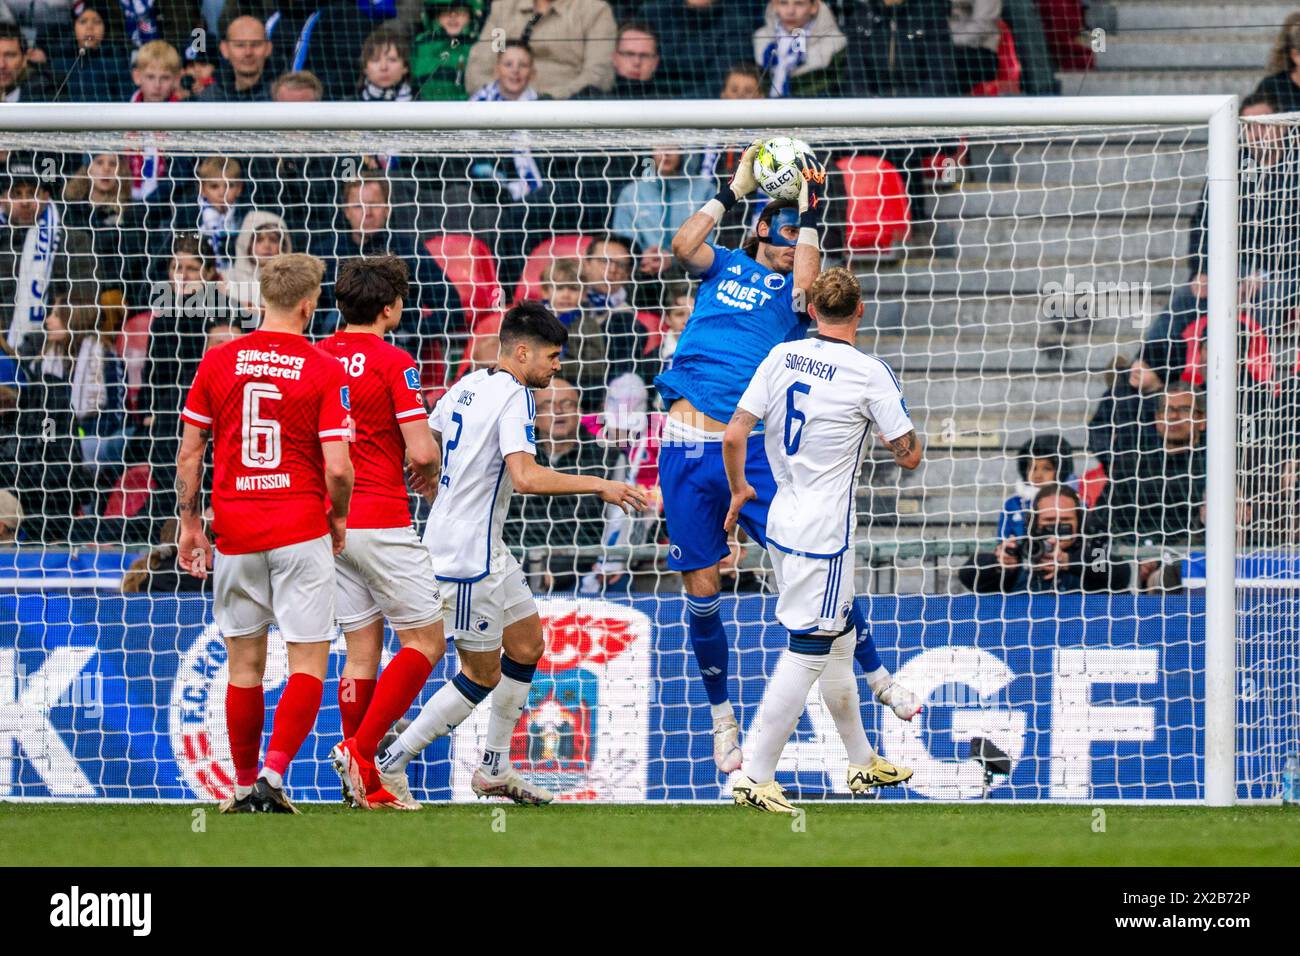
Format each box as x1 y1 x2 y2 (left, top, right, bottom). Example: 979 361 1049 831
686 592 729 706
849 601 884 674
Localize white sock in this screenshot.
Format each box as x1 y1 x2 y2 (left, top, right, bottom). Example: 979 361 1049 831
865 665 892 697
257 767 283 790
378 680 480 773
820 634 876 766
234 783 253 800
745 648 828 783
481 674 531 777
710 700 735 724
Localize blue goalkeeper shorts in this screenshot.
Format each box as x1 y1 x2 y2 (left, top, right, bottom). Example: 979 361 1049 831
659 429 776 573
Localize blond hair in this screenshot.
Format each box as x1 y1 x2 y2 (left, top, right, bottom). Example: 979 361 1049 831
195 156 242 183
541 257 581 289
1268 12 1300 74
259 253 325 311
809 267 861 322
136 40 181 74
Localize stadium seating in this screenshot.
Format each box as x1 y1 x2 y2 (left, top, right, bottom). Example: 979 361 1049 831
834 155 911 259
969 21 1024 97
423 233 504 330
514 234 593 304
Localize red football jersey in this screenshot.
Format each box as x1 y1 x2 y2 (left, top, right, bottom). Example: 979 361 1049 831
317 331 427 529
181 329 350 554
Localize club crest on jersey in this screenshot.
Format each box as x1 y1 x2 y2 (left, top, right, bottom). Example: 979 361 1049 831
764 274 786 291
525 424 536 444
340 386 351 411
404 367 421 391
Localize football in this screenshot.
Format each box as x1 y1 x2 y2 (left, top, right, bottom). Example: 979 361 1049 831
753 136 814 201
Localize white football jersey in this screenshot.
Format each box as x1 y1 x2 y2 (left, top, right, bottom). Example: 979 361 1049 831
423 367 536 581
737 334 914 558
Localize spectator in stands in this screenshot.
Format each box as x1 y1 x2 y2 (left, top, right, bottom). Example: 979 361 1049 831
465 0 616 99
540 257 582 327
0 488 22 542
948 0 1000 90
61 296 128 477
1087 352 1162 484
9 298 87 542
273 0 404 100
560 234 650 410
46 2 133 101
658 280 691 366
204 318 245 352
1001 0 1059 95
753 0 846 98
358 23 413 99
0 23 54 100
180 38 216 97
127 41 182 203
167 156 248 274
411 0 484 100
720 59 762 100
612 148 712 275
575 19 666 99
198 15 275 101
1 154 66 354
62 153 156 311
223 209 293 313
1100 383 1207 543
1165 93 1298 350
271 67 322 100
139 234 219 541
1256 13 1300 114
997 433 1075 544
1035 0 1093 73
841 0 957 97
309 169 464 350
960 483 1155 593
505 375 631 591
638 0 760 98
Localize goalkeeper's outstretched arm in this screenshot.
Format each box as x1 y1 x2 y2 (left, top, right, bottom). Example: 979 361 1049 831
793 151 828 310
672 140 763 276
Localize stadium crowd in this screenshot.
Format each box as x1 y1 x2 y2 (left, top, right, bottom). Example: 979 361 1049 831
0 0 1291 596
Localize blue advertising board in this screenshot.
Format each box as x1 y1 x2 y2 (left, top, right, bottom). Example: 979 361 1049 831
0 590 1284 802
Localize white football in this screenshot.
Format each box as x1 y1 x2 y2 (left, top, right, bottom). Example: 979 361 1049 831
753 136 813 201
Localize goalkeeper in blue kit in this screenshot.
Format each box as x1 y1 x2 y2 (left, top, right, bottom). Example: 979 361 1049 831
656 142 922 775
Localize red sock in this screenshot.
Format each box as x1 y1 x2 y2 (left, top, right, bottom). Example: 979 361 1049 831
225 683 264 788
263 673 324 779
355 647 433 760
338 677 376 739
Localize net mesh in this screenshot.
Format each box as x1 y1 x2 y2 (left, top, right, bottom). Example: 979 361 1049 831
0 114 1276 803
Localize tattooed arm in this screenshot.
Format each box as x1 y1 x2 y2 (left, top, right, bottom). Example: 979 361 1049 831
887 429 923 470
175 422 213 579
723 408 761 533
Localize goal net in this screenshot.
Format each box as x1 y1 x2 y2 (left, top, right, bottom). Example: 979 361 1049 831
0 98 1275 804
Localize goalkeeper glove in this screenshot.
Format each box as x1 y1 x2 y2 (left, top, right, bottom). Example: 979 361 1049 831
797 151 828 229
713 140 763 211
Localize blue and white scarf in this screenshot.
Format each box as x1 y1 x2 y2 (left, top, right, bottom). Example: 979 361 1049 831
195 195 239 272
118 0 161 47
585 288 628 311
760 25 807 98
470 82 543 200
7 202 61 351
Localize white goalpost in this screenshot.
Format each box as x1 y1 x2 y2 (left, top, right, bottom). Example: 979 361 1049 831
0 95 1264 806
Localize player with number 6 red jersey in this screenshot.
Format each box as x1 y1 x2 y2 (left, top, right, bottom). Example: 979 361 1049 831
177 253 354 815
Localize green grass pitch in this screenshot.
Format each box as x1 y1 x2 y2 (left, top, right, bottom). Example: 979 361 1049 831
1 803 1294 866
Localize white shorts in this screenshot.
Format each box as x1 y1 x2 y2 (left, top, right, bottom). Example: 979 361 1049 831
439 553 537 653
214 534 336 643
767 546 856 637
335 526 444 632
